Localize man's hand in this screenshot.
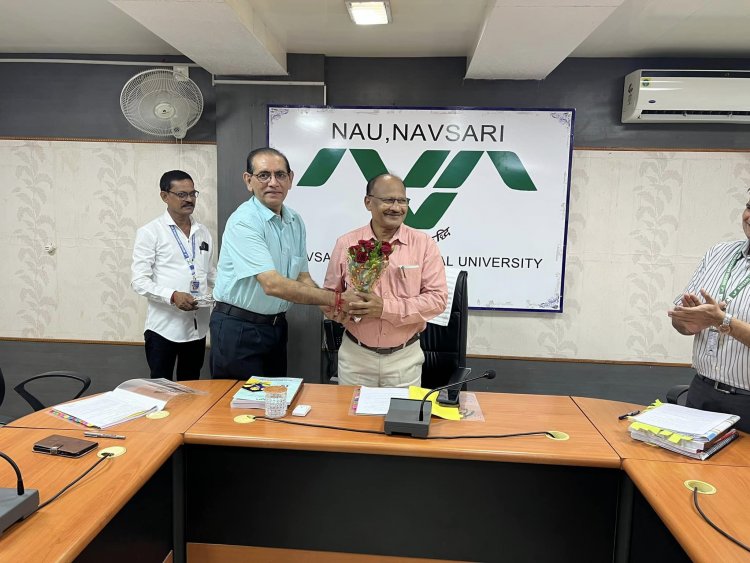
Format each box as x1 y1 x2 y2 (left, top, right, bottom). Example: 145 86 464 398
320 305 349 324
668 288 725 335
172 291 198 311
338 288 359 314
678 292 703 307
348 292 384 319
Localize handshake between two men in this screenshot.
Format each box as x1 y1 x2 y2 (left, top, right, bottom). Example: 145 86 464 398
322 289 384 323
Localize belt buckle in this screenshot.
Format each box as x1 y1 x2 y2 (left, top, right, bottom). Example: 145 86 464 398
714 380 731 394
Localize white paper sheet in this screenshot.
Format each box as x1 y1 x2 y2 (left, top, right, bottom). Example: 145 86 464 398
428 267 461 327
355 386 409 415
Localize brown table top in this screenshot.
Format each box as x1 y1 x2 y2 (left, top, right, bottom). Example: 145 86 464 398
8 379 237 435
0 426 180 563
573 396 750 467
624 459 750 563
185 383 621 468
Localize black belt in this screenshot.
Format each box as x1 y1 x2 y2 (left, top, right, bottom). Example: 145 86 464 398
214 302 286 325
345 330 420 355
697 374 750 396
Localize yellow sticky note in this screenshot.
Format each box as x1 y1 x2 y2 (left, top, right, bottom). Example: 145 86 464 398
408 386 462 421
630 422 662 434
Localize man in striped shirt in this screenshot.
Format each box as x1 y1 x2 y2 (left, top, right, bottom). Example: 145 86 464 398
669 201 750 432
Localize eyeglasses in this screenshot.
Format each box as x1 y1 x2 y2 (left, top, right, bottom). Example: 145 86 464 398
167 190 200 200
368 195 410 207
250 171 290 183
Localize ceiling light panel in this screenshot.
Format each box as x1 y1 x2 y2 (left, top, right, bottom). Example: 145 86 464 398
346 1 391 25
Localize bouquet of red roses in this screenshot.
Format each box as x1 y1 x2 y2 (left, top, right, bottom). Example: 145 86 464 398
347 238 393 292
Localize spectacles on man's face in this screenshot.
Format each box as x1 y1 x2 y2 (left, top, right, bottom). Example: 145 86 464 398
368 195 410 207
167 190 200 200
250 171 290 183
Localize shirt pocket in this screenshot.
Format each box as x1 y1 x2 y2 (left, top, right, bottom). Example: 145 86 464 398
194 239 212 277
288 255 307 281
393 265 421 298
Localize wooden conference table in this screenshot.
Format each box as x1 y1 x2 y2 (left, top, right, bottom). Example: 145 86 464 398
0 382 747 562
0 379 236 563
0 427 179 562
575 396 750 563
624 460 750 563
184 384 620 562
6 379 237 435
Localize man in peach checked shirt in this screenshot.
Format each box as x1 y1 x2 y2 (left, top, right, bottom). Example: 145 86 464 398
324 173 448 387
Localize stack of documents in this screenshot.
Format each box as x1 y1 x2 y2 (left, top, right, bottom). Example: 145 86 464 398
49 378 200 429
628 402 740 460
230 377 304 409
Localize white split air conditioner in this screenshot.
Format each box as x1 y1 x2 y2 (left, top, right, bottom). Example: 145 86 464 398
622 69 750 124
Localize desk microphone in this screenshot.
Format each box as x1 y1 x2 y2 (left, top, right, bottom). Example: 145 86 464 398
0 451 39 535
384 370 497 438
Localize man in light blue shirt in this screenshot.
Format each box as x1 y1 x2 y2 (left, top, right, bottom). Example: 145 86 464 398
210 147 357 378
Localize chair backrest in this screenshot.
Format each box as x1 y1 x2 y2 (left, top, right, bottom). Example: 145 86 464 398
0 367 6 408
321 319 345 383
419 270 468 389
13 371 91 412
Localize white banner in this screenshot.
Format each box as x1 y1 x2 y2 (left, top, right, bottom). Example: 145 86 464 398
268 106 573 311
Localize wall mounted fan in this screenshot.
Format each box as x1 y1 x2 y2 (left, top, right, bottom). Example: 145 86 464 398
120 68 203 139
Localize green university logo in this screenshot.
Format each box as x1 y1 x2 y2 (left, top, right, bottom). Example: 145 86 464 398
297 149 537 229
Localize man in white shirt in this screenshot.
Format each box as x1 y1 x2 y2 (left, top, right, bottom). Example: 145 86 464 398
131 170 216 380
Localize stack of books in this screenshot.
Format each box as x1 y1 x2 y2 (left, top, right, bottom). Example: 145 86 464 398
628 401 740 460
230 377 304 409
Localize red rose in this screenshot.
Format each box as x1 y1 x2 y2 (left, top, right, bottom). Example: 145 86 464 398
348 244 359 255
355 250 369 263
358 239 369 246
381 241 393 256
364 239 376 251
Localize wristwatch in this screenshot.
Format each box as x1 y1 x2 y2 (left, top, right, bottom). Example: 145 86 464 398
718 312 733 334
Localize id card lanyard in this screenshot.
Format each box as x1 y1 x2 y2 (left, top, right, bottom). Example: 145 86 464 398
718 249 750 304
169 225 199 296
707 248 750 356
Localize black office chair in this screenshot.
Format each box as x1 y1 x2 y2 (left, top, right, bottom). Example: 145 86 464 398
0 367 91 424
321 320 345 384
420 270 469 392
666 384 690 405
320 270 470 394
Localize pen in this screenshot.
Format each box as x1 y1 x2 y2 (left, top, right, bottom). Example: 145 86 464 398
84 432 126 440
618 410 640 420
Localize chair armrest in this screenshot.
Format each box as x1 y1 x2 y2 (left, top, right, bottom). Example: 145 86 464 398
666 384 690 404
441 367 472 405
13 371 92 412
322 319 345 352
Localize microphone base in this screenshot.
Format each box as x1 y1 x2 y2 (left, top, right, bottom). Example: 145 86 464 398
383 398 432 438
0 488 39 535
